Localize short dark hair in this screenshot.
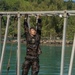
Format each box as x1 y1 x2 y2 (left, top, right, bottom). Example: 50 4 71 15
30 27 36 31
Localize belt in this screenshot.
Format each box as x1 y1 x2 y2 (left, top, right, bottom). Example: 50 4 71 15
25 55 39 60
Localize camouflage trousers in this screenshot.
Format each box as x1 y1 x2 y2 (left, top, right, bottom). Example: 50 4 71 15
22 57 39 75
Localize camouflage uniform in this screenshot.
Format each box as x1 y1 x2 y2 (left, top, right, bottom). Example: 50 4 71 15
22 18 42 75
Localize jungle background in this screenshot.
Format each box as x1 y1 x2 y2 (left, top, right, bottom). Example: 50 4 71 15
0 0 75 40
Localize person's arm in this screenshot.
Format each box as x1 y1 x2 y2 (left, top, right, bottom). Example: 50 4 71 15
36 17 42 37
38 46 42 55
23 17 29 38
36 16 42 55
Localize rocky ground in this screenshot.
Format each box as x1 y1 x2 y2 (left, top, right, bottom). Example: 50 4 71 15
1 39 73 45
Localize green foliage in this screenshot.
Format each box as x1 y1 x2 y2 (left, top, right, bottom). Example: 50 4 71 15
0 0 75 40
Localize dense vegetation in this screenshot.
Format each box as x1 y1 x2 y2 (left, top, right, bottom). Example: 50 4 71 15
0 0 75 40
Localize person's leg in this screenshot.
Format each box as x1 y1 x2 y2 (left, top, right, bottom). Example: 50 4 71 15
31 59 40 75
22 59 31 75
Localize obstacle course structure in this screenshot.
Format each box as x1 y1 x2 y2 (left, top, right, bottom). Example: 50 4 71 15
0 10 75 75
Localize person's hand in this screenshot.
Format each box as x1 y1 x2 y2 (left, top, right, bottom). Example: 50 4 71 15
36 14 41 23
25 14 28 19
14 15 18 21
36 14 41 19
38 47 42 55
24 14 28 22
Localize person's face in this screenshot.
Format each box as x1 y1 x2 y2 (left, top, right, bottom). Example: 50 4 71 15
30 29 36 36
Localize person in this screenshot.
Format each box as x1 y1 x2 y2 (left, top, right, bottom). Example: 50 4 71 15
22 14 42 75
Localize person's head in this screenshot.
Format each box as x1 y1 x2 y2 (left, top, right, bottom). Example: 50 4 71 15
29 27 36 36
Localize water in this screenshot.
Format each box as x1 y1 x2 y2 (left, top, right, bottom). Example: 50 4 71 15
1 43 75 75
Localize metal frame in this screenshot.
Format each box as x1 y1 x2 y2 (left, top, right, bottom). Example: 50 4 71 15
0 10 75 75
0 15 2 74
0 16 1 56
68 34 75 75
60 11 68 75
0 10 75 16
0 15 10 75
17 13 21 75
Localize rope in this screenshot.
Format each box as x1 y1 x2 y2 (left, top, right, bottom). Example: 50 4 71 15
6 16 16 75
6 39 13 75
